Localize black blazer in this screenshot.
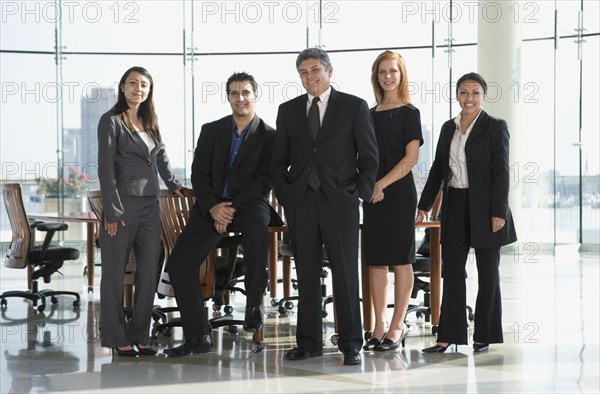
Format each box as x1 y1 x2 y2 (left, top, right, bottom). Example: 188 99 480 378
191 115 282 225
418 110 517 248
272 88 379 212
97 109 182 223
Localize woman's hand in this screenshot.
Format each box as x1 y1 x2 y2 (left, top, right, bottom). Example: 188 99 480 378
173 186 187 197
370 180 386 204
105 220 125 237
415 209 429 224
491 217 505 233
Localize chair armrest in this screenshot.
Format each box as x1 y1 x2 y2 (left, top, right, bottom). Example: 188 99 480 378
33 222 69 264
36 222 69 232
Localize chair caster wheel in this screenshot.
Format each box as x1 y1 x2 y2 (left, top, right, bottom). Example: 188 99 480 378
284 301 294 310
224 305 234 314
51 296 58 304
251 342 264 353
330 334 338 345
278 305 288 315
37 304 46 312
212 304 222 312
229 325 239 334
270 299 278 307
73 300 81 308
1 299 7 308
163 328 173 337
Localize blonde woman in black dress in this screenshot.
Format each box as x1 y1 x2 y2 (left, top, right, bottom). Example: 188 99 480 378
363 51 423 351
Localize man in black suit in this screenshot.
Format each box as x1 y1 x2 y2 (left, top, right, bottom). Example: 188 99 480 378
164 72 282 357
273 48 379 365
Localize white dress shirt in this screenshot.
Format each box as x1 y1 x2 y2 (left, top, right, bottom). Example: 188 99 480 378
448 109 483 189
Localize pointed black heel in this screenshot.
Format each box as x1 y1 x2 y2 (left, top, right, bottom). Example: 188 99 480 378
422 343 457 353
473 343 489 352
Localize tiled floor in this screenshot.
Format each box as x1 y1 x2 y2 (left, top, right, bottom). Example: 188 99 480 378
0 248 598 393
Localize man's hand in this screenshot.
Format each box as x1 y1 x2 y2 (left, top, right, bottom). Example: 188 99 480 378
209 201 236 226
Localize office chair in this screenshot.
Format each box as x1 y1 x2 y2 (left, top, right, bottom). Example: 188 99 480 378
1 183 81 312
151 189 264 352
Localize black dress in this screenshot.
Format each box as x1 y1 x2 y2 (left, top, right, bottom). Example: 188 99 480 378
363 105 423 266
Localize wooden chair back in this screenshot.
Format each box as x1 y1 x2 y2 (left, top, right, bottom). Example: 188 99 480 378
157 189 215 299
2 183 31 269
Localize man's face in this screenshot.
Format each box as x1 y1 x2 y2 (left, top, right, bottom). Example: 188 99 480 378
298 58 332 97
227 80 257 118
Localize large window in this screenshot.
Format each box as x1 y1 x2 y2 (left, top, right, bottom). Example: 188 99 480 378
1 0 598 247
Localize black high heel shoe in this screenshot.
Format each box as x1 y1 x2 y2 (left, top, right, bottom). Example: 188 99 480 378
376 324 408 351
422 343 457 353
473 343 489 352
135 343 158 356
363 332 387 351
112 346 139 357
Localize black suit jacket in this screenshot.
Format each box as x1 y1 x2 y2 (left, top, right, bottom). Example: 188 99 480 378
418 110 517 248
191 115 282 225
272 88 379 212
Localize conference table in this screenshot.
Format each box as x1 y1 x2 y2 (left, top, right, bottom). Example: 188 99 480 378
27 211 99 292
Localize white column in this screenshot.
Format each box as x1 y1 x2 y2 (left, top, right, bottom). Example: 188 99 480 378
478 0 522 239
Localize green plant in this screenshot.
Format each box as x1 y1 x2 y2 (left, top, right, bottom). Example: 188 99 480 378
37 167 89 197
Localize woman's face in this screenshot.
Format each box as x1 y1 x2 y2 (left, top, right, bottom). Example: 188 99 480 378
122 71 151 107
377 58 401 94
457 80 485 116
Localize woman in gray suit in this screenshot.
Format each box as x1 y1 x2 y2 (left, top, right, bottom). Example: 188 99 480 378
417 72 517 353
98 66 184 357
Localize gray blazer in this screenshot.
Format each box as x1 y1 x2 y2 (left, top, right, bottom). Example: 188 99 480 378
97 108 181 223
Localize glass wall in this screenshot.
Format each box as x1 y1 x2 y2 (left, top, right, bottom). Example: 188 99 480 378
1 0 599 248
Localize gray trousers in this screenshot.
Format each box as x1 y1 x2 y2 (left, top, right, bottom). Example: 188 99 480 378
100 196 161 348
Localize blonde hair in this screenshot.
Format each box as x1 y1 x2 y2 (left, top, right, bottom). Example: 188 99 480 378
370 50 411 105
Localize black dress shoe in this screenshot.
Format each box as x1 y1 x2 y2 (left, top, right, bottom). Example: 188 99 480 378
285 347 323 361
376 337 401 351
135 343 158 356
343 350 361 366
163 335 213 357
363 333 386 351
243 305 264 332
113 347 139 357
473 343 489 352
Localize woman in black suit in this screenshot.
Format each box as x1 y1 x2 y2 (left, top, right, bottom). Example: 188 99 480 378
98 66 184 357
416 72 517 353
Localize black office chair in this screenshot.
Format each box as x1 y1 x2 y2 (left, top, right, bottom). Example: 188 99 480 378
0 183 81 312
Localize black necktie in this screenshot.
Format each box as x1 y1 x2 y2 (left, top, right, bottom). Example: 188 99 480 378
308 97 320 189
308 96 320 141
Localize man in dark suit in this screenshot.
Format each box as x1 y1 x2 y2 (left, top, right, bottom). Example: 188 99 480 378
273 48 379 365
164 72 282 357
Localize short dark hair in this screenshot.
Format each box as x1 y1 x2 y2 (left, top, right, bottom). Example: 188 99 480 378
296 48 332 71
226 72 258 95
456 72 488 95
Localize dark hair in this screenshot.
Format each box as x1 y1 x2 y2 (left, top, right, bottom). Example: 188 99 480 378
113 66 160 141
296 47 332 71
226 72 258 95
456 72 488 96
370 50 411 105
